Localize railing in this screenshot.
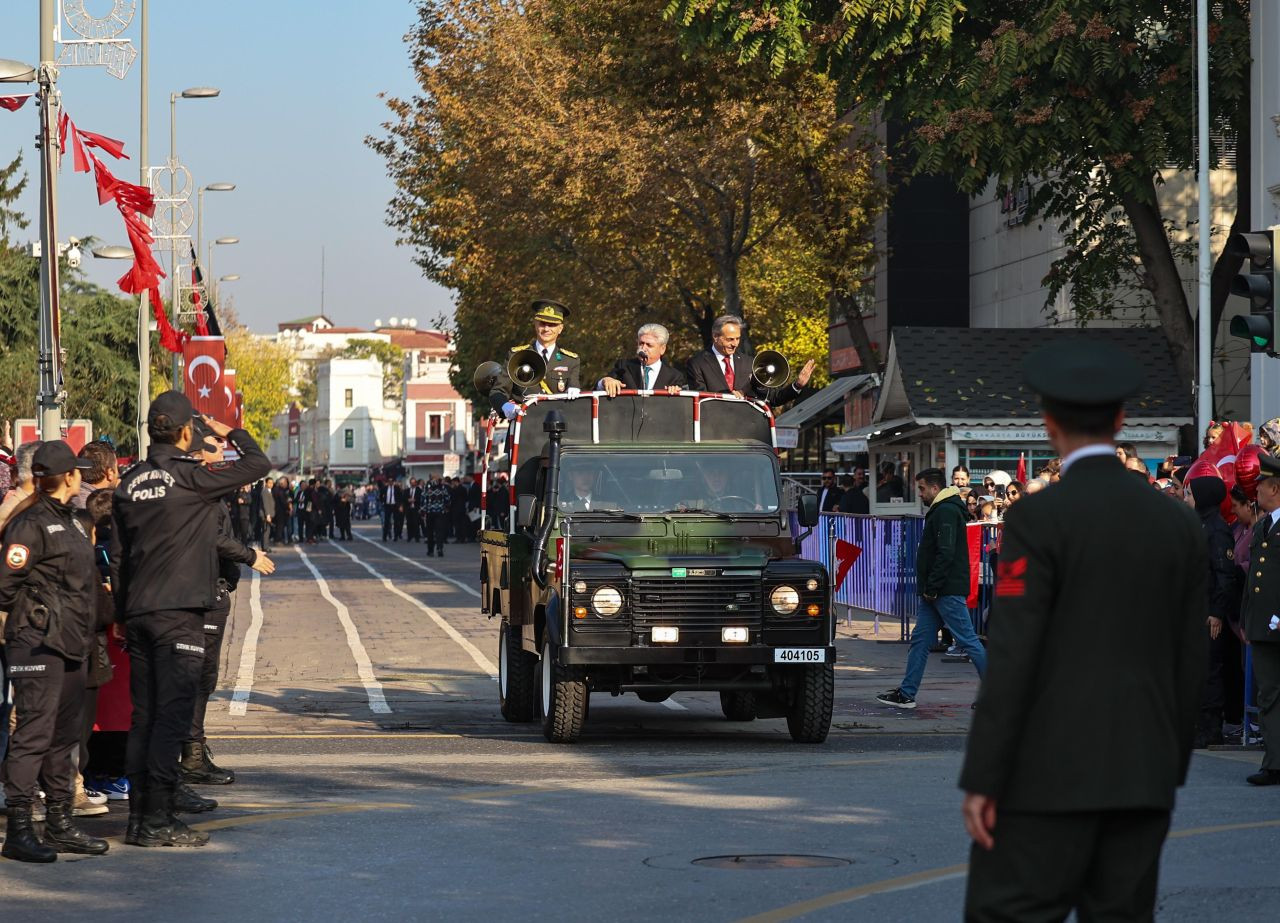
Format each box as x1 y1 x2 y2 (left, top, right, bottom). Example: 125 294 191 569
797 513 1001 641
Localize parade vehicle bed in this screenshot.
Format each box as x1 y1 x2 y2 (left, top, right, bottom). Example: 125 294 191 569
477 390 834 743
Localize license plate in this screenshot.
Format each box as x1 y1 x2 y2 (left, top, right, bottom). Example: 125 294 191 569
774 648 825 664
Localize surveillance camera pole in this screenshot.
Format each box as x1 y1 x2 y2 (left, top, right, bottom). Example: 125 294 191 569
36 0 63 441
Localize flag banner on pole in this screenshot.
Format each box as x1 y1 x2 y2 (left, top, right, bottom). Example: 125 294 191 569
222 369 239 429
189 244 222 337
183 336 229 424
1 94 33 112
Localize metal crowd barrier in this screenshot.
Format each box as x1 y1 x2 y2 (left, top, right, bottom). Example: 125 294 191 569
798 514 1001 642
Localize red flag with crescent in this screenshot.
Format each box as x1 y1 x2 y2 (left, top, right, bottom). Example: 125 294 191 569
833 539 862 590
183 336 227 422
222 369 239 429
0 94 32 112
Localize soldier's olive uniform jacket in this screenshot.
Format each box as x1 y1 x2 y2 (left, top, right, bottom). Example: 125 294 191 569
1242 513 1280 643
959 454 1208 812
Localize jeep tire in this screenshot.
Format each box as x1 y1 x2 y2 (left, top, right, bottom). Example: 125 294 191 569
785 663 834 743
719 691 757 722
539 639 588 743
498 620 537 722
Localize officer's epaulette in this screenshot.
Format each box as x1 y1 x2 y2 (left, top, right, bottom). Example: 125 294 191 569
559 349 578 358
509 345 526 353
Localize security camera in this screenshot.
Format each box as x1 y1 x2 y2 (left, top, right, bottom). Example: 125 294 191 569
66 244 82 268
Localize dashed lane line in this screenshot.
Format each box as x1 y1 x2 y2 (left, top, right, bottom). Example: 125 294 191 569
228 569 265 716
351 529 482 598
295 543 392 714
326 539 500 681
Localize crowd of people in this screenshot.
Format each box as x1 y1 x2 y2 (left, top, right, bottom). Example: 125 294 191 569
373 473 488 553
0 391 272 861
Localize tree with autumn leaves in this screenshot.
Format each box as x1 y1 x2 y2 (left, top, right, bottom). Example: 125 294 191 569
369 0 882 398
668 0 1252 392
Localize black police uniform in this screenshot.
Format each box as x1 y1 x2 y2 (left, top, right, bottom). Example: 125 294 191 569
1241 453 1280 784
1 450 109 861
960 342 1208 921
181 497 256 784
1188 477 1243 746
109 397 269 845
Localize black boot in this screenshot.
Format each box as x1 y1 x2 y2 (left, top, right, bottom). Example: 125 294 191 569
124 773 148 845
43 801 109 855
133 783 210 847
173 781 218 814
1 804 57 863
181 739 234 785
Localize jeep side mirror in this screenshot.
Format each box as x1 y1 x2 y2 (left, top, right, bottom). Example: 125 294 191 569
797 493 819 528
517 493 536 528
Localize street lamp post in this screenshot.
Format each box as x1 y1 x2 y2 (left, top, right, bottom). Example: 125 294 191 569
206 237 239 306
167 86 220 388
215 273 240 309
138 0 149 454
196 183 236 263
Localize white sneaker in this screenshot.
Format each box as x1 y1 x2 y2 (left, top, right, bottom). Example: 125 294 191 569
82 788 108 806
73 793 109 816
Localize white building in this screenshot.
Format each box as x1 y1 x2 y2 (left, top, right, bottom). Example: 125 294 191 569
267 357 401 478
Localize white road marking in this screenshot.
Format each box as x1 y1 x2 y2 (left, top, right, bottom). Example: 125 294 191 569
351 530 481 599
328 540 500 681
229 569 265 715
660 697 687 711
295 544 392 714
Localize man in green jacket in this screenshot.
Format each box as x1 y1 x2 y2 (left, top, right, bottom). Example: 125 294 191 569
877 467 984 708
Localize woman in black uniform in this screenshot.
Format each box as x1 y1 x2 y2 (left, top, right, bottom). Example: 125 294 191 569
0 441 108 862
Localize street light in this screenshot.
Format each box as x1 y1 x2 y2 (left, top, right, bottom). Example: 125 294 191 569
196 182 235 258
0 59 36 82
168 85 221 387
215 273 240 307
206 237 239 306
92 245 135 260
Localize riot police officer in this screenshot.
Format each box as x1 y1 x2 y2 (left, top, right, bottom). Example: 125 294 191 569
492 300 581 417
110 391 270 847
0 441 108 862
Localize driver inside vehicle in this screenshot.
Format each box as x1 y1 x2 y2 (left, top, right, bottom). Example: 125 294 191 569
559 467 598 512
678 465 760 512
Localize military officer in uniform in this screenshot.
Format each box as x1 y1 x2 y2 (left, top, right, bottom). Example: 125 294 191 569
493 300 581 418
1241 453 1280 785
959 341 1208 921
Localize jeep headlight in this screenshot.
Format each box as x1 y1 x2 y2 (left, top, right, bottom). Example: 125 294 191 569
770 585 800 615
592 586 623 617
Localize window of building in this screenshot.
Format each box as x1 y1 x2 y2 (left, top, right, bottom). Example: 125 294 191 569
428 414 443 440
344 388 353 408
344 428 354 449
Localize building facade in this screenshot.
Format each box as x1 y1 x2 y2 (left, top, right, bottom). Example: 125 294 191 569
384 326 474 477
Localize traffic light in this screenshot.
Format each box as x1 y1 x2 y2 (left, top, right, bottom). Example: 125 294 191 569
1229 228 1280 356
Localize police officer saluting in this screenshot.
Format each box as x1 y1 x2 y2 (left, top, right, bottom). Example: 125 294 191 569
959 342 1208 920
0 441 108 862
492 300 581 418
110 391 270 847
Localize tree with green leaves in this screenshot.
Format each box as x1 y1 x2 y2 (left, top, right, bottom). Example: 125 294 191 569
669 1 1252 391
0 151 29 242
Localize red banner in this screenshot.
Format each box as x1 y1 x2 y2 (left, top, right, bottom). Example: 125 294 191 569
223 369 239 429
183 336 229 424
0 94 32 112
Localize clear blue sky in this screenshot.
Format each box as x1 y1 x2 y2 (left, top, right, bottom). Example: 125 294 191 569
1 0 453 334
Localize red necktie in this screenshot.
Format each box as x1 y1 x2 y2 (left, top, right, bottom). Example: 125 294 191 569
723 356 735 391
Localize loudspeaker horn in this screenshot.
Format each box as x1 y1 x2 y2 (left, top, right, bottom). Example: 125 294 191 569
751 350 791 389
507 348 547 389
473 361 503 396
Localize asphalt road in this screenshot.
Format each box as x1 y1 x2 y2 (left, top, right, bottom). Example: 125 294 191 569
2 521 1277 921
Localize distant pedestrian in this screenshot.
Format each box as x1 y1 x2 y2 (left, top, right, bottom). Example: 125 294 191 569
959 342 1207 921
876 467 984 710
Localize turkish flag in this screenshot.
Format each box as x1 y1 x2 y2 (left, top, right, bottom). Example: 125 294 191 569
234 391 245 429
183 336 227 422
0 94 32 112
1016 452 1026 484
222 369 239 428
833 539 862 590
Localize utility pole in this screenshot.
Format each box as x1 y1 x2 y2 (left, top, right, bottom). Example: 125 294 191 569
137 0 151 454
36 0 63 440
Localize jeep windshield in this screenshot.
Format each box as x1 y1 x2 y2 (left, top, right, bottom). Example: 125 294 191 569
557 451 780 515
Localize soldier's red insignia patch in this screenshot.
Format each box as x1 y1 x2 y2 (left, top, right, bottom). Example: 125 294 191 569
5 544 29 569
996 556 1027 597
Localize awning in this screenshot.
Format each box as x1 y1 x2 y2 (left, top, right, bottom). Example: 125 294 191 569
774 374 875 430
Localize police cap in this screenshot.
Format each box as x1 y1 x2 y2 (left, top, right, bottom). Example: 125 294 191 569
1259 452 1280 482
149 390 194 426
1022 341 1143 407
31 440 94 478
531 299 569 324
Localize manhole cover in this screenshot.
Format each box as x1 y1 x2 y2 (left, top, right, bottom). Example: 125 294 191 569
692 854 851 870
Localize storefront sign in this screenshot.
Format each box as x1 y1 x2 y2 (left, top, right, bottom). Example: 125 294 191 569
952 426 1175 444
774 426 799 449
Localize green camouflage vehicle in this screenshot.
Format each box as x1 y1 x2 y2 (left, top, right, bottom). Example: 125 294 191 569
477 390 833 743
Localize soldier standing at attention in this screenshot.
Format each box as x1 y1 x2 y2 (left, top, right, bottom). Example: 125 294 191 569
959 341 1208 921
493 300 581 418
1241 453 1280 785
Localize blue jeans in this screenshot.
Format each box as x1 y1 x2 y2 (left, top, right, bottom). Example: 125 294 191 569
899 595 986 699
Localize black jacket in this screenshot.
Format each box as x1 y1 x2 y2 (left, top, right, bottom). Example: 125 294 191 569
110 429 270 618
0 493 99 660
916 488 971 598
1199 508 1238 621
960 454 1208 812
1243 515 1280 642
685 350 802 404
604 357 687 391
216 500 256 595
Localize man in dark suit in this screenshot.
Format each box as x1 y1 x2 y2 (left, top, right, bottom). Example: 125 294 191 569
405 478 423 543
836 472 869 514
1241 454 1280 785
600 323 687 396
816 469 841 513
685 314 814 403
959 341 1208 921
381 479 406 541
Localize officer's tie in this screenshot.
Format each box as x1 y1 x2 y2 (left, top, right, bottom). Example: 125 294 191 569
643 364 652 390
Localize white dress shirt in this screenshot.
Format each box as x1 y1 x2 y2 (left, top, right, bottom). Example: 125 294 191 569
1060 443 1118 475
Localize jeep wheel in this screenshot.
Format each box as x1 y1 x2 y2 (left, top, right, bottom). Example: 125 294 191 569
719 691 757 722
498 620 537 722
785 663 834 743
539 639 588 743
